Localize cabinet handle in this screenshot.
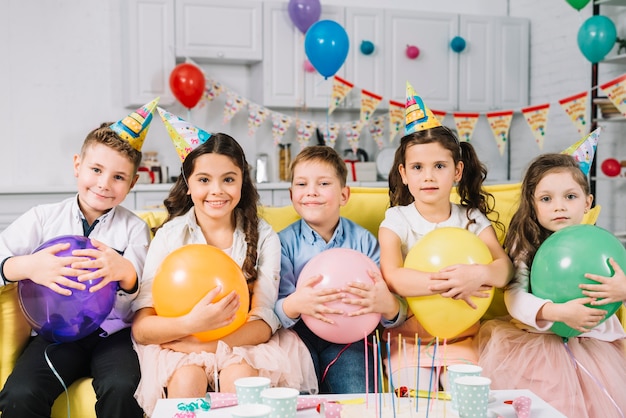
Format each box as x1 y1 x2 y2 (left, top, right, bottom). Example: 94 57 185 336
217 51 224 58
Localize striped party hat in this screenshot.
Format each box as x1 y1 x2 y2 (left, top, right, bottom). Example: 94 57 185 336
405 81 441 134
110 98 159 151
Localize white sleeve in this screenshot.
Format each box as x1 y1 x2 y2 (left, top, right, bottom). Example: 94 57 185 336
504 262 554 331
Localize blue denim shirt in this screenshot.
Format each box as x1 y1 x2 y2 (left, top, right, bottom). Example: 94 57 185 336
276 217 407 329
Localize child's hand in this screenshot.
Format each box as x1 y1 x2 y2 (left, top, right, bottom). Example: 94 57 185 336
342 270 399 320
290 274 344 324
29 243 89 295
184 286 240 335
580 258 626 305
557 298 607 333
72 239 136 292
428 264 490 309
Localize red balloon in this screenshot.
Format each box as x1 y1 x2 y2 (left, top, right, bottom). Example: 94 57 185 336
601 158 621 177
169 63 206 109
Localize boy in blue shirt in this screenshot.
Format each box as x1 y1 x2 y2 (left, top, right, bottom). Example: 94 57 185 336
276 145 407 393
0 99 157 418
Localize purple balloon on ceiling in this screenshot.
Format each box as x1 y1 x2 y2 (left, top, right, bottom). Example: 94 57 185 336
18 235 116 343
288 0 321 34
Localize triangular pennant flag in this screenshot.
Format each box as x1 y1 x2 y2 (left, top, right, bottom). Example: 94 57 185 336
600 74 626 117
432 109 447 123
369 116 385 150
452 112 480 142
561 127 601 176
360 89 383 126
319 122 340 147
109 98 159 151
405 81 442 134
329 76 354 115
222 92 248 124
558 91 588 135
521 103 550 150
486 110 514 156
247 103 269 136
388 100 404 143
344 121 363 153
271 113 292 146
204 78 224 102
157 107 212 162
296 119 317 150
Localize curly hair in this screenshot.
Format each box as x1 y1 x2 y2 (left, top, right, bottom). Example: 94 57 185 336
160 133 260 284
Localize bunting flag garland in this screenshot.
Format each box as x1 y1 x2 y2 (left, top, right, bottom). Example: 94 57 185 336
432 109 447 123
344 121 363 153
329 76 354 115
453 112 480 142
558 91 588 135
561 127 601 176
271 113 292 146
319 122 340 147
247 103 269 136
360 89 383 126
369 116 386 150
388 100 405 144
204 78 224 101
600 74 626 117
521 103 550 150
223 91 248 125
296 119 317 150
486 110 514 156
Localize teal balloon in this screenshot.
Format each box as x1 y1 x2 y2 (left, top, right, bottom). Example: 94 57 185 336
577 15 617 63
530 224 626 338
304 20 349 79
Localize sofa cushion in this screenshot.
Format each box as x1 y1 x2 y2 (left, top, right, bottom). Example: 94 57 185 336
0 284 31 388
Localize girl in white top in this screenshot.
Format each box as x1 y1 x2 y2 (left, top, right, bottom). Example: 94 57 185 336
479 153 626 418
132 133 316 416
379 125 513 391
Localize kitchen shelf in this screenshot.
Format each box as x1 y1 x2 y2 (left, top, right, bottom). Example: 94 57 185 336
595 0 626 6
602 54 626 65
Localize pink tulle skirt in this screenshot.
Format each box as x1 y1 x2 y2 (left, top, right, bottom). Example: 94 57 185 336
134 328 318 416
478 318 626 418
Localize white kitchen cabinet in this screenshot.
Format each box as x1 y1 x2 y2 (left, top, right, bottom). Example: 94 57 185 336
458 15 529 111
384 10 459 110
175 0 263 63
121 0 176 107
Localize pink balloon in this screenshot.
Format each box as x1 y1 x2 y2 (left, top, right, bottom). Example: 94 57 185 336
406 45 420 60
303 59 316 73
297 248 382 344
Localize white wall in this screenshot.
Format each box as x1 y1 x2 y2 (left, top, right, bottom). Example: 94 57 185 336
1 0 625 228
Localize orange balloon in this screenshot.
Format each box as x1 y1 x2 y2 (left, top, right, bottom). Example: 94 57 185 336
152 244 249 341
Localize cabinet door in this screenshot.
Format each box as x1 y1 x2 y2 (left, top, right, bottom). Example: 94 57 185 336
175 0 262 62
493 17 529 110
385 11 459 110
257 1 306 108
303 5 346 108
343 8 386 110
121 0 176 107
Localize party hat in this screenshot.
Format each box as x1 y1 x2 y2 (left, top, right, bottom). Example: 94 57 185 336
405 81 442 134
157 107 212 162
109 98 159 151
561 126 601 176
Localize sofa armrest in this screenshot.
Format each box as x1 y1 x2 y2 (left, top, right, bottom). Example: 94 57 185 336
0 284 31 387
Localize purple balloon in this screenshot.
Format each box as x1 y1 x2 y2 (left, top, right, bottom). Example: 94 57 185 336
288 0 321 34
18 235 116 343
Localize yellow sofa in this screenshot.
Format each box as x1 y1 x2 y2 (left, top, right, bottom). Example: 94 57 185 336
0 183 603 417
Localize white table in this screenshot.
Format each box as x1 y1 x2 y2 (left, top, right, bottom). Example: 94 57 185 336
152 390 566 418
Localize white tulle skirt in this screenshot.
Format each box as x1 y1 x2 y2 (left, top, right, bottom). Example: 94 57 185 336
478 318 626 418
134 328 318 416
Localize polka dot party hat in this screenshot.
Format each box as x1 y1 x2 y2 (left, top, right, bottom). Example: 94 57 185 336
157 107 212 162
109 97 159 151
405 81 442 135
561 126 601 176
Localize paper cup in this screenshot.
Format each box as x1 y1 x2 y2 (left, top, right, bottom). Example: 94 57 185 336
231 403 273 418
454 375 491 418
260 387 299 418
235 377 271 405
447 364 482 411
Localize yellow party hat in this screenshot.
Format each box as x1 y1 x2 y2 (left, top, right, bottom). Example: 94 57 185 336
110 98 159 151
561 126 601 176
405 81 441 134
157 107 212 162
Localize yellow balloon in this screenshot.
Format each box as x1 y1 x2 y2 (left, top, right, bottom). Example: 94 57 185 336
404 227 494 339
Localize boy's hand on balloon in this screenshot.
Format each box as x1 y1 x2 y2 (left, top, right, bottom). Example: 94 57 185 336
293 274 344 324
581 258 626 305
73 239 136 292
184 286 239 335
30 243 88 295
558 298 607 333
343 270 398 319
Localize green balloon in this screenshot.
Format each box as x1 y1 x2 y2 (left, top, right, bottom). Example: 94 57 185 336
566 0 590 11
530 224 625 338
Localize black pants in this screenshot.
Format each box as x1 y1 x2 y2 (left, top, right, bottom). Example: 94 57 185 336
0 327 143 418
